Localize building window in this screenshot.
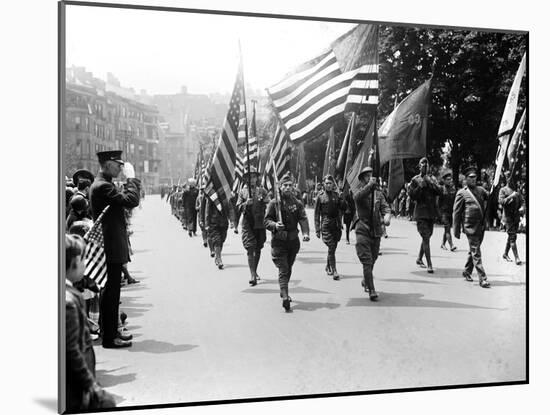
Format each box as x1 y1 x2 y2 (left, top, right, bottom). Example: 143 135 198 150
85 117 89 132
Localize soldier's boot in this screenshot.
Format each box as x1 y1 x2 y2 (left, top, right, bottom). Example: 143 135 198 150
325 257 333 276
281 287 291 312
503 239 512 261
215 246 223 269
254 249 262 280
364 265 378 301
330 255 340 280
511 242 522 265
247 251 257 286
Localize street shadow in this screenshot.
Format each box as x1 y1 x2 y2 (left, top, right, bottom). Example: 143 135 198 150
383 278 440 285
133 249 152 254
488 280 526 287
257 278 302 286
296 257 356 265
346 292 503 310
377 251 407 256
128 340 198 354
410 267 465 279
125 325 142 332
242 286 330 295
33 398 57 412
96 367 137 387
222 263 248 269
339 274 362 280
291 300 341 311
120 296 153 319
121 284 148 292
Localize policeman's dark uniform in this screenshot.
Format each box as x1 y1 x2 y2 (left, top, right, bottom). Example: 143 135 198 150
237 170 270 286
498 180 524 264
264 173 310 311
89 150 141 347
353 167 391 300
452 166 490 287
314 175 346 279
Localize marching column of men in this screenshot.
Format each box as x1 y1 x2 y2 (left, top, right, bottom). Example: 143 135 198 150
163 157 525 309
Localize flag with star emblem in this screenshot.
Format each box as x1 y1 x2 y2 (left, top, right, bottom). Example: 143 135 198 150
83 206 110 289
205 60 246 213
262 120 291 190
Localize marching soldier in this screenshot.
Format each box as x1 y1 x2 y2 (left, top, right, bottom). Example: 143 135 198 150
237 167 270 286
264 173 310 312
204 197 231 270
452 166 491 288
196 186 210 249
314 175 346 280
183 178 199 237
439 170 457 251
498 174 524 265
353 166 391 301
342 188 355 245
408 157 443 273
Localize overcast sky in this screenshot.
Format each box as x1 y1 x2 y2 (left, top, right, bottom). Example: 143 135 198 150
65 5 355 96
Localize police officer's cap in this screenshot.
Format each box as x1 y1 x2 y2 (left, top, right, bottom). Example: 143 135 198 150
358 166 373 180
97 150 124 165
72 169 95 186
70 195 88 211
441 169 452 179
462 165 477 176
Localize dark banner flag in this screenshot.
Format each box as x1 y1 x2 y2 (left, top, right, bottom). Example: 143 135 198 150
387 158 405 201
378 79 432 165
322 126 336 177
346 118 375 195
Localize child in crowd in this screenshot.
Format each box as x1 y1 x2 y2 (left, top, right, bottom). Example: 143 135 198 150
65 234 115 411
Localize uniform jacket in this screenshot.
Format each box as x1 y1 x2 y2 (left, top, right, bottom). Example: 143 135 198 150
498 185 524 224
66 282 96 409
453 185 488 237
183 187 199 213
90 172 140 263
314 190 346 233
408 174 443 220
265 194 309 241
237 185 270 230
204 198 229 229
353 182 391 238
438 184 457 217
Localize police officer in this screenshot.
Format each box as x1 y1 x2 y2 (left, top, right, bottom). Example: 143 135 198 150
314 175 346 280
408 157 442 273
89 150 141 348
183 178 199 237
439 170 457 251
452 166 491 288
237 167 270 286
498 174 524 265
353 166 391 301
264 173 310 312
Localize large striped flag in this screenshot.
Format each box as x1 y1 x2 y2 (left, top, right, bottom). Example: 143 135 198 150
205 60 245 213
233 151 245 193
83 206 109 289
243 100 259 169
267 24 378 143
262 120 291 190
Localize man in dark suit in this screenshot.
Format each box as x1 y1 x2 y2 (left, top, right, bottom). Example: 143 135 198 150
453 166 491 288
90 150 141 348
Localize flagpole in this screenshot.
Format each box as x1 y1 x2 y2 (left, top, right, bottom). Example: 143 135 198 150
238 42 252 196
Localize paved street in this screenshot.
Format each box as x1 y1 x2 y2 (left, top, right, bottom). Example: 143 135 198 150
95 195 526 408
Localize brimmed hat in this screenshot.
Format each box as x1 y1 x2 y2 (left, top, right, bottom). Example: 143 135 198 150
323 174 336 183
97 150 124 164
441 169 452 179
358 166 373 180
279 172 294 184
462 165 477 176
72 169 95 186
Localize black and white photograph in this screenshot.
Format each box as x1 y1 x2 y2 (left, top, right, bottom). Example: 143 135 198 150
56 1 531 413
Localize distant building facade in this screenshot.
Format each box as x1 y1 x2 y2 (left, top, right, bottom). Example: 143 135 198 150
65 67 161 191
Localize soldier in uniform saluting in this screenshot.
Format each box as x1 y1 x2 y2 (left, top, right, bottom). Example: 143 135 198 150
237 167 270 287
353 166 391 301
314 175 346 280
265 173 310 312
452 166 491 288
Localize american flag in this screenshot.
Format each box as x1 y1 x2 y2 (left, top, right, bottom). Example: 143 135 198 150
262 120 291 190
232 151 244 193
242 101 259 170
83 206 110 289
267 24 378 143
205 61 245 213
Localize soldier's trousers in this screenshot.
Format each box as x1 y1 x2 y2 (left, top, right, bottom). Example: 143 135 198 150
464 234 487 281
355 233 381 291
321 222 341 270
187 210 197 233
271 238 300 293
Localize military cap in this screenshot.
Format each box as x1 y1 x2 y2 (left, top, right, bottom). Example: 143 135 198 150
323 174 336 183
279 172 294 184
441 169 452 179
242 166 260 179
358 166 373 180
97 150 124 164
462 165 477 176
418 157 429 165
72 169 95 186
